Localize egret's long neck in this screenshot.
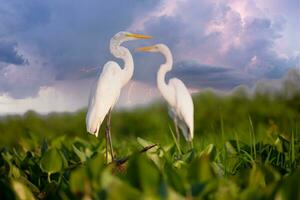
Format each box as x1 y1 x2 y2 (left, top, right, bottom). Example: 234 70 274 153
110 41 134 85
157 48 174 105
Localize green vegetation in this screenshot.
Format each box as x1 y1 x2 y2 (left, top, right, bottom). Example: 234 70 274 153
0 89 299 199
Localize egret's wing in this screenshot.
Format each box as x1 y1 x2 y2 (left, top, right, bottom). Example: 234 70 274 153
86 61 122 136
169 78 194 140
96 61 123 107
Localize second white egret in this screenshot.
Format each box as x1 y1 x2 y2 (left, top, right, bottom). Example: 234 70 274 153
137 44 194 143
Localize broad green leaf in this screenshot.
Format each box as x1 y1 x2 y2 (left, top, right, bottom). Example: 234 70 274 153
248 165 265 188
18 176 40 195
199 144 217 160
137 137 157 151
188 155 216 183
51 135 66 149
125 155 161 196
213 179 239 200
225 141 237 155
276 170 300 200
10 165 21 178
87 152 105 189
182 149 196 163
58 150 68 170
72 144 86 162
167 187 185 200
70 166 87 194
40 148 63 174
101 168 142 200
137 137 164 170
41 139 48 155
165 162 188 195
11 179 35 200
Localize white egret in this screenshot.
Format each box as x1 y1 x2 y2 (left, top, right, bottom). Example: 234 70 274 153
137 44 194 143
86 32 152 163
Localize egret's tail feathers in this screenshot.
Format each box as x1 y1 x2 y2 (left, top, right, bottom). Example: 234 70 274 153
186 127 193 142
86 116 104 137
87 127 99 137
178 121 193 142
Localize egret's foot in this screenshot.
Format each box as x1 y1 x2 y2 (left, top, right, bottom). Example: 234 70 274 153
114 157 128 166
105 152 116 165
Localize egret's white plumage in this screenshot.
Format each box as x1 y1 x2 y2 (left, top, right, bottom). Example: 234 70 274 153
168 78 194 141
138 44 194 141
86 61 122 136
86 32 152 161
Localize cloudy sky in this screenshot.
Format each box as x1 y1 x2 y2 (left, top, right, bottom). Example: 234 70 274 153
0 0 299 114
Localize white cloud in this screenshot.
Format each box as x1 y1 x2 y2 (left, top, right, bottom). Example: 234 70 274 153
0 44 54 98
0 79 90 114
129 0 183 31
0 79 162 115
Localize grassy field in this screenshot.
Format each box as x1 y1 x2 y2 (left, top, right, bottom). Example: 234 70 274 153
0 88 299 199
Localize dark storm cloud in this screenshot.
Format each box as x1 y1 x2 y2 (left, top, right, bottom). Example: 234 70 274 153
0 0 50 37
20 0 159 81
0 0 159 98
0 0 299 100
169 60 253 90
0 41 27 65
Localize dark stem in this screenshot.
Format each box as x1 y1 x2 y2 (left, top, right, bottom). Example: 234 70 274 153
107 109 115 161
105 126 109 164
174 118 180 144
113 144 158 166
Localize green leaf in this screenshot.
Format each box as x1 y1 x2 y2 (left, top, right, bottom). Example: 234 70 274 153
137 137 164 170
225 141 237 155
70 166 87 195
40 148 63 174
10 165 21 178
248 165 266 188
18 176 40 195
87 153 105 182
277 170 300 200
165 162 188 195
101 168 142 200
41 139 48 155
137 137 156 149
11 179 35 200
199 144 217 160
125 155 161 195
72 144 87 162
182 149 196 163
51 135 66 149
188 155 216 183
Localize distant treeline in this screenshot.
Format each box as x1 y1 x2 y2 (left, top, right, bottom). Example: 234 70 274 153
0 85 299 148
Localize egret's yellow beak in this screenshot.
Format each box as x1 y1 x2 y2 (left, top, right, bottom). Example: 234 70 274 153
126 33 152 39
136 45 156 52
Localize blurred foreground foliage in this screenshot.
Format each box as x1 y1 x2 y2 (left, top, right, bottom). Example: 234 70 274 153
0 89 299 199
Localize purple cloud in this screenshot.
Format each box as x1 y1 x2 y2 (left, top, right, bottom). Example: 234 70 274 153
132 0 299 88
0 0 299 102
0 41 27 65
0 0 159 98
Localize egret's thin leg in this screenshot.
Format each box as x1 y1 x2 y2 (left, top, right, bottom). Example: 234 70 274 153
105 127 109 164
189 140 194 150
174 118 180 143
107 109 115 161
